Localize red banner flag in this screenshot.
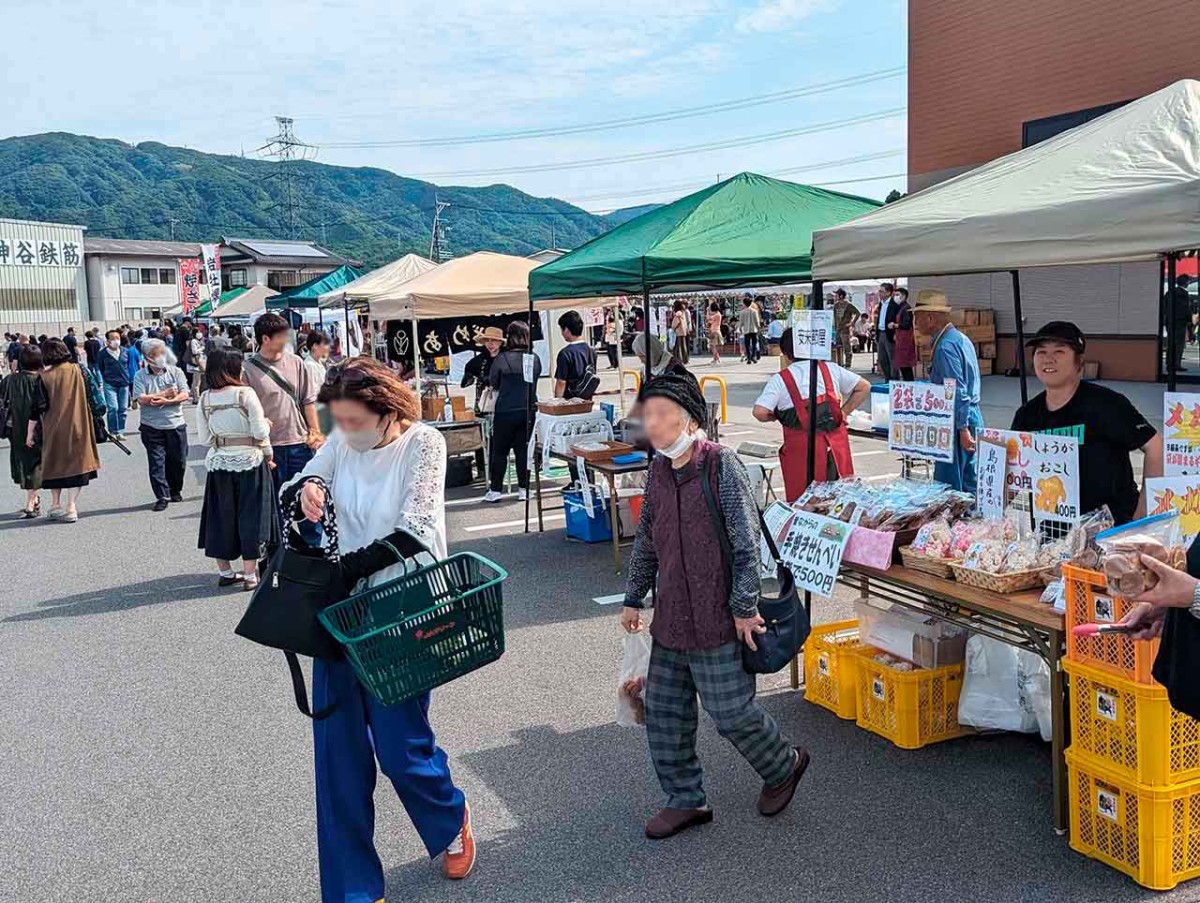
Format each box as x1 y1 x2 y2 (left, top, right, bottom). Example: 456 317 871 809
179 258 201 314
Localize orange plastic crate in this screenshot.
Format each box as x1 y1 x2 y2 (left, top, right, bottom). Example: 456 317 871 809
1067 748 1200 890
852 647 971 750
1065 659 1200 787
1063 564 1159 684
803 619 864 720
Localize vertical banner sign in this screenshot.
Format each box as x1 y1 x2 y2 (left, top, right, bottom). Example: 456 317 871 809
976 437 1007 520
979 429 1081 524
777 510 852 597
200 243 222 311
1145 476 1200 539
788 309 833 360
760 500 796 572
178 258 201 315
888 381 956 463
1162 393 1200 474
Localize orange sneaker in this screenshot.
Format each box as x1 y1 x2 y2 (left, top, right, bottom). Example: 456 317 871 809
443 803 476 880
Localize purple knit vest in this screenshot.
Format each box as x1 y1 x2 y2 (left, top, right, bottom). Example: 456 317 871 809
647 439 736 651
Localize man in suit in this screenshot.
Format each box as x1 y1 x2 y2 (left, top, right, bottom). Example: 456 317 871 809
875 282 899 379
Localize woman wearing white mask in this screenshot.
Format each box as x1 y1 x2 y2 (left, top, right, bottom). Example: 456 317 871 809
619 372 808 841
279 355 476 899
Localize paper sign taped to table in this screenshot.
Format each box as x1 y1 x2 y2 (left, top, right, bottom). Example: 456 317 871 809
976 438 1007 521
778 510 852 597
576 456 595 517
788 309 833 361
1162 393 1200 474
979 428 1080 524
1146 476 1200 539
888 381 955 463
523 353 536 384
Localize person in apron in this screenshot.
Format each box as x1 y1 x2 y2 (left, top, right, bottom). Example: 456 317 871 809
752 327 871 502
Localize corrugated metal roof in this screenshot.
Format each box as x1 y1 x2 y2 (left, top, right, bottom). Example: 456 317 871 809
222 238 343 262
84 238 201 257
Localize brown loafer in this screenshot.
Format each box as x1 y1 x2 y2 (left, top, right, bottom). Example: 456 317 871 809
645 806 713 840
757 747 810 817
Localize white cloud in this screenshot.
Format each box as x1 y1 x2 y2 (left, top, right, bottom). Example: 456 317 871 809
735 0 838 33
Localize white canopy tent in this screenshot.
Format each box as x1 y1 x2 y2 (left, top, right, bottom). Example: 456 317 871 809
317 253 438 309
812 78 1200 395
208 285 279 321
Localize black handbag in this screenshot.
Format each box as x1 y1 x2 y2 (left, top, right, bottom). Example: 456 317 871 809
700 464 811 674
1152 540 1200 720
235 478 346 719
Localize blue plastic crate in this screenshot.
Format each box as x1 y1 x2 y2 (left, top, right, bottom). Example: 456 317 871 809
563 490 613 543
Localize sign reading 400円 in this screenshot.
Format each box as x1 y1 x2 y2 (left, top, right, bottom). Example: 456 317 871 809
979 428 1081 524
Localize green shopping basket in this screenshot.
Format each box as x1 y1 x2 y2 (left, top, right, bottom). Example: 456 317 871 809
319 552 508 705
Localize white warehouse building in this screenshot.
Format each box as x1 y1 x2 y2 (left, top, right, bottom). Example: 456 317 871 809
0 218 89 329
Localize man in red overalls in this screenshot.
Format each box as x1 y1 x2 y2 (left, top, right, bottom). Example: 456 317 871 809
752 326 871 502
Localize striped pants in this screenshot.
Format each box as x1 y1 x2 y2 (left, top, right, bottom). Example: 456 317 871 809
645 641 794 809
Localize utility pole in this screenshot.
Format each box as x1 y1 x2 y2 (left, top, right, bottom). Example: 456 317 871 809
429 197 450 263
320 221 328 247
257 116 316 240
168 217 179 240
550 220 556 250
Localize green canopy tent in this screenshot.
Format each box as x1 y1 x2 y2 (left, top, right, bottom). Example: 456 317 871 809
266 265 366 319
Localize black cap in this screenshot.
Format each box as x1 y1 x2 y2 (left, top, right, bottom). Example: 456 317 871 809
638 370 708 426
1025 321 1086 353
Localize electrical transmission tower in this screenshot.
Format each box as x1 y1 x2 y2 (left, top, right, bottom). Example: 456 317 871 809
257 116 317 239
429 197 450 263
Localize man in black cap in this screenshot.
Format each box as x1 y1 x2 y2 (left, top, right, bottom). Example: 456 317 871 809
1010 321 1162 524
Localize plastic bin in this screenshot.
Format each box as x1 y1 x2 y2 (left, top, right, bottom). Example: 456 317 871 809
563 490 613 543
854 598 967 669
1063 564 1160 684
804 619 865 720
1067 747 1200 890
1064 658 1200 787
870 383 890 433
852 647 972 749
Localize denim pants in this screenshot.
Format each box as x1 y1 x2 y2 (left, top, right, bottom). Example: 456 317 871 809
103 383 129 434
272 442 321 544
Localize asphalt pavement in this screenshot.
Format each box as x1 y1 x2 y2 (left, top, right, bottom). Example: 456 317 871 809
0 355 1183 902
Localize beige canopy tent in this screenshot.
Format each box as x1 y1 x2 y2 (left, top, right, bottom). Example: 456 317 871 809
208 285 279 320
317 253 438 309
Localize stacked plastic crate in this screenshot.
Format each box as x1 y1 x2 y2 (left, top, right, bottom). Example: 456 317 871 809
1062 565 1200 890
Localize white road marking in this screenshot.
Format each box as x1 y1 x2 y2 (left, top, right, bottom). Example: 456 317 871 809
592 593 626 605
851 449 897 458
447 488 564 508
463 514 566 533
722 430 755 437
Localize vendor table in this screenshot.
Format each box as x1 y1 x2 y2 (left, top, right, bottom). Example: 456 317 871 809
837 561 1068 833
527 445 649 573
429 420 487 484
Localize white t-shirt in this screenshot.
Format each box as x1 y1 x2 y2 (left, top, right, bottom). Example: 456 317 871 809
754 361 863 412
282 423 448 588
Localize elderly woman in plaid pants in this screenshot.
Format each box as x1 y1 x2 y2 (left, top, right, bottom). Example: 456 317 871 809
621 372 809 839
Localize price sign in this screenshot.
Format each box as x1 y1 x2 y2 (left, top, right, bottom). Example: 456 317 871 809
976 438 1007 520
523 353 536 384
888 380 956 463
788 309 834 360
1146 476 1200 539
1162 393 1200 474
760 500 796 571
777 510 852 597
979 428 1081 524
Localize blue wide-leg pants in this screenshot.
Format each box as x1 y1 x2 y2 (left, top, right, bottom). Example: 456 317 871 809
312 657 465 903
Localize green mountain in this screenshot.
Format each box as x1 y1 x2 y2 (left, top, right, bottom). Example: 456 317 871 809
0 133 613 267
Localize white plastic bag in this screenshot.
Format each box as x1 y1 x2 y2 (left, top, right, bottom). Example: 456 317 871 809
957 635 1048 736
616 631 652 728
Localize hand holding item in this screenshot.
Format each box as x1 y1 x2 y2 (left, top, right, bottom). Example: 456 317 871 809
958 427 976 454
306 431 326 451
1115 601 1168 641
735 614 766 651
621 606 643 633
1132 554 1199 609
300 481 326 522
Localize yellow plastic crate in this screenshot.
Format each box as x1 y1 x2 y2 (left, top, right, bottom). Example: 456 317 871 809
851 647 971 750
1065 659 1200 787
1063 565 1159 684
1067 747 1200 890
803 619 864 720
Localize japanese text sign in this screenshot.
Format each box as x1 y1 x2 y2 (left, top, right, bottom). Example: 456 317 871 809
760 500 795 572
0 236 81 268
976 437 1007 521
1162 393 1200 475
178 258 201 315
1146 476 1200 539
788 309 833 360
200 243 221 310
888 380 956 463
778 510 851 597
979 428 1081 524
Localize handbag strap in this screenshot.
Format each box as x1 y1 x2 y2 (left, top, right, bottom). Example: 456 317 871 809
698 456 784 568
247 355 307 426
284 650 336 720
287 476 340 558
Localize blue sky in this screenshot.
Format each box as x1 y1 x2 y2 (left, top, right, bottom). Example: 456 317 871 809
3 0 908 212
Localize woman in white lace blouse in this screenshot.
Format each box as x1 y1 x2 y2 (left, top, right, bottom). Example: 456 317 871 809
279 356 476 898
196 349 277 589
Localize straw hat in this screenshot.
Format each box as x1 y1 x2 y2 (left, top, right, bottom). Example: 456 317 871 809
473 326 506 345
913 289 951 312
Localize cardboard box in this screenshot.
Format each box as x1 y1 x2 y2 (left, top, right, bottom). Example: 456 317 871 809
980 309 994 325
978 359 994 376
949 309 967 326
454 410 476 422
421 397 443 421
450 396 466 413
963 309 980 327
978 342 997 360
960 324 996 343
1083 361 1100 379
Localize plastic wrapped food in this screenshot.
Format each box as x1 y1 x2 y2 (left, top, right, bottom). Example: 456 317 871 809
1095 511 1186 597
964 541 1007 573
912 517 953 557
616 631 652 728
1002 537 1041 573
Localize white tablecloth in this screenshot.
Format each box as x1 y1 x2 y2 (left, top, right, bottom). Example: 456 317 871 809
528 410 614 469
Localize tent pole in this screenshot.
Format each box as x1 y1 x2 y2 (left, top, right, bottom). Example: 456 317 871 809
1168 253 1179 393
1011 270 1028 405
526 296 535 533
411 314 422 404
616 304 626 418
343 295 350 360
806 281 823 494
642 287 652 384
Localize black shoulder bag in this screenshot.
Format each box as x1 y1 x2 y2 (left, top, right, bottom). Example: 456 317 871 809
699 456 810 675
1152 539 1200 720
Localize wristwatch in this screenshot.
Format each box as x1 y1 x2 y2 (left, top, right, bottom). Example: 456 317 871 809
1190 580 1200 620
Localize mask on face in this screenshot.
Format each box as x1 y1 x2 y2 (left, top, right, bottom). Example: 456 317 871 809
149 355 166 370
656 420 697 460
341 416 390 453
107 338 120 349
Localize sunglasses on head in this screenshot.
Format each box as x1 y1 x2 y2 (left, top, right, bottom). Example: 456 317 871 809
324 362 374 389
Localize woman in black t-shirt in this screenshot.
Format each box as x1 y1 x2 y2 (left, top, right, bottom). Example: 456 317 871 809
482 321 542 503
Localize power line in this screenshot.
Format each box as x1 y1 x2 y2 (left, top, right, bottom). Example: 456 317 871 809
319 67 905 149
409 108 906 178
